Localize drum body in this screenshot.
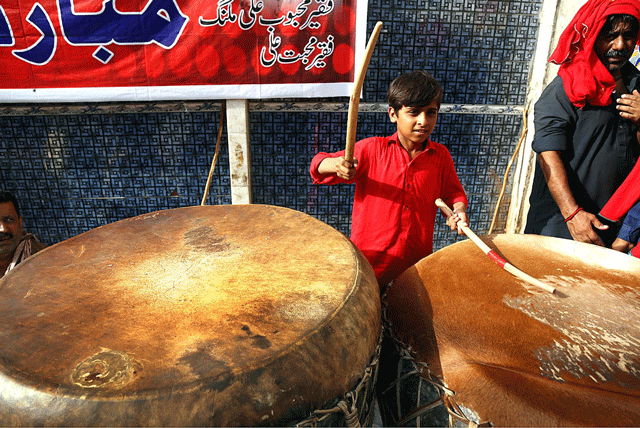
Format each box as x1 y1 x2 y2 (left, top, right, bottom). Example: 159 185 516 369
0 205 381 426
385 234 640 426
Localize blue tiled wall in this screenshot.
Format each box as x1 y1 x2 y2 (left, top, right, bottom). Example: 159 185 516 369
1 112 231 244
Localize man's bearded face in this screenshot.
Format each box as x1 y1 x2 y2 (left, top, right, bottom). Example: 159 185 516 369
594 19 638 75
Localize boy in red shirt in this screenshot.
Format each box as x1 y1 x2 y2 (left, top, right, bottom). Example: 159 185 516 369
310 71 468 285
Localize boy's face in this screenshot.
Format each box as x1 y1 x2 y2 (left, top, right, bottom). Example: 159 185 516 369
388 100 439 148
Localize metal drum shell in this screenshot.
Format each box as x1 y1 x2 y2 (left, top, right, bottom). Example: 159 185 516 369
385 233 640 426
0 205 381 426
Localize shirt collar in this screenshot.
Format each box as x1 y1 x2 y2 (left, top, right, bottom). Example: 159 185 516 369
389 131 434 152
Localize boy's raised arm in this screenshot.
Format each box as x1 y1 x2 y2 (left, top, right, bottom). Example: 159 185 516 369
317 156 358 181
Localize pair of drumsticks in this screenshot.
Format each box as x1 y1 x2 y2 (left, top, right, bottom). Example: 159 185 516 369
347 22 554 295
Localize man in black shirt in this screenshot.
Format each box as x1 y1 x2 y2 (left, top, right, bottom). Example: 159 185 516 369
526 0 640 247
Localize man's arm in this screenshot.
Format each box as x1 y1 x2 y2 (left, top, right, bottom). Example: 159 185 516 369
538 151 608 245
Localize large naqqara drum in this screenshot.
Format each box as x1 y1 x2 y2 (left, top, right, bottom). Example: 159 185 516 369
383 234 640 427
0 204 381 426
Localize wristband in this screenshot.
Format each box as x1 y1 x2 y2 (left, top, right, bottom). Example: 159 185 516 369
564 207 583 222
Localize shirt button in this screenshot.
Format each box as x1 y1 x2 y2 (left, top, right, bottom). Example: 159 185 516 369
407 184 411 189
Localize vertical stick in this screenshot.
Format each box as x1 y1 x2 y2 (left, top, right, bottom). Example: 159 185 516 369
489 103 529 233
345 21 383 163
201 101 226 206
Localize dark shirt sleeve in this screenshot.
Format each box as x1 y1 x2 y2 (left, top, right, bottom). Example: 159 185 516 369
532 76 578 153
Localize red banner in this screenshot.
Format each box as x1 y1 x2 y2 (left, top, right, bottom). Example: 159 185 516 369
0 0 366 102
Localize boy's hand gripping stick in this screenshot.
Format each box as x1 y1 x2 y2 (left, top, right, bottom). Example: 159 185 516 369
345 21 383 163
435 199 555 294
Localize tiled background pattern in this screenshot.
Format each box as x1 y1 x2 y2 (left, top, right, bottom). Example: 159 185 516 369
1 112 231 243
1 0 541 251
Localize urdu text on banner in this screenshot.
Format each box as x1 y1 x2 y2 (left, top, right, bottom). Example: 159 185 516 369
0 0 367 102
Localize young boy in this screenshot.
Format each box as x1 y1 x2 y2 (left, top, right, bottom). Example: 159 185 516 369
309 71 468 285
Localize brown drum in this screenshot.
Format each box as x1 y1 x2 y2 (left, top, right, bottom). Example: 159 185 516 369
384 234 640 427
0 204 381 426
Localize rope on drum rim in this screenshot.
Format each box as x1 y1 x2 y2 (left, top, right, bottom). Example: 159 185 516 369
295 327 383 428
380 287 492 428
444 396 493 428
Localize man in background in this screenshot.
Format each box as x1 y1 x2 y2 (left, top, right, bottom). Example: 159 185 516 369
0 190 46 277
526 0 640 246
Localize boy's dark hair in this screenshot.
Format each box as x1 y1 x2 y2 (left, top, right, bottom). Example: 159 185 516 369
387 71 443 112
0 190 20 218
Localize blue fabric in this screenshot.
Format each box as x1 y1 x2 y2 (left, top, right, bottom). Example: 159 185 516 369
618 200 640 245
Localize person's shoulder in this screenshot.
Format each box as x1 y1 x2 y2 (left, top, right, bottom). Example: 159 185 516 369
356 134 395 152
539 75 566 99
22 233 47 252
623 62 640 78
535 75 575 116
425 139 450 154
624 62 640 90
32 239 47 253
359 134 392 144
421 140 456 166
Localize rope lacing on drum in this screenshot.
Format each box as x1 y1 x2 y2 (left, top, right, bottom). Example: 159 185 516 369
380 294 450 426
295 329 382 428
444 395 493 428
337 395 360 427
380 291 453 398
381 290 492 428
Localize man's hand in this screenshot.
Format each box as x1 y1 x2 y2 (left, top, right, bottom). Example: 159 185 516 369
565 209 608 246
538 151 608 246
616 90 640 125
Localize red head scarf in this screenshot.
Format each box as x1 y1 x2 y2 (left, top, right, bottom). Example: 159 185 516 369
549 0 640 108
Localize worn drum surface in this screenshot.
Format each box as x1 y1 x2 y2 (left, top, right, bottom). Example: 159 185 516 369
0 204 381 426
385 234 640 427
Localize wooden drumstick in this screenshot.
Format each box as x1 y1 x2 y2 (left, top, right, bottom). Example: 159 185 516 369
345 21 383 163
201 101 225 206
435 199 556 294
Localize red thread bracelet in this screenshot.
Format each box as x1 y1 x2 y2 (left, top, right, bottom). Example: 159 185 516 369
564 207 583 222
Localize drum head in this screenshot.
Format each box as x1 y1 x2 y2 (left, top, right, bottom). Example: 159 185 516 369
386 234 640 426
0 205 380 426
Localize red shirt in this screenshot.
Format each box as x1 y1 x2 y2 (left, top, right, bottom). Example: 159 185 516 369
310 132 467 284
